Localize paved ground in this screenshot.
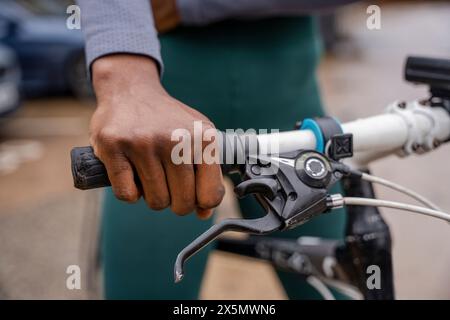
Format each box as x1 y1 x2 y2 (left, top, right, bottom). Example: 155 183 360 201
0 2 450 299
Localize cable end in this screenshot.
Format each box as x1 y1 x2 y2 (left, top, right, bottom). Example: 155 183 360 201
332 163 362 179
327 194 345 209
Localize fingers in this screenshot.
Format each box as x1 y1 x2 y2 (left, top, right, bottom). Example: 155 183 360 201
195 126 225 215
131 153 171 211
195 161 225 214
196 208 214 220
164 162 196 215
91 107 224 217
93 145 140 203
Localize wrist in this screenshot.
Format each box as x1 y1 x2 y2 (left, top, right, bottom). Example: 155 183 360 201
92 54 164 98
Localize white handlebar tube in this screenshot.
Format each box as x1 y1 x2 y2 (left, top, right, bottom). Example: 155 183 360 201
257 102 450 166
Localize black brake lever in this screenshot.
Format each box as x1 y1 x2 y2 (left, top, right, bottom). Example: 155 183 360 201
174 149 350 282
174 209 282 282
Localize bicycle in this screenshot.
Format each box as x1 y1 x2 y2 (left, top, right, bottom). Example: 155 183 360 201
70 56 450 300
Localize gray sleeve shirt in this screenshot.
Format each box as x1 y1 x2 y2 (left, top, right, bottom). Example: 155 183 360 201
77 0 162 73
77 0 359 74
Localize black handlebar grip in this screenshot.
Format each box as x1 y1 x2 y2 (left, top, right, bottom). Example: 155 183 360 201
71 146 110 190
70 132 258 190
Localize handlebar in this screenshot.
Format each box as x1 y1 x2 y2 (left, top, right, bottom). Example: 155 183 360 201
71 131 257 190
71 102 450 190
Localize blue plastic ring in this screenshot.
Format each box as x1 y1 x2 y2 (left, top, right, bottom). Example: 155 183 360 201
300 118 325 152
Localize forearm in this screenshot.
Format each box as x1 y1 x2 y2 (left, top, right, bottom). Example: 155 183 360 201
76 0 163 75
177 0 360 26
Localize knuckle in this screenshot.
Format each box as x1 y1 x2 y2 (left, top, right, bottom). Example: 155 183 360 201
128 129 165 152
198 185 225 209
126 195 140 203
96 128 157 152
171 205 193 216
96 127 117 143
146 196 170 211
201 121 215 131
129 128 149 145
171 193 196 216
180 189 195 205
95 128 123 150
114 188 138 203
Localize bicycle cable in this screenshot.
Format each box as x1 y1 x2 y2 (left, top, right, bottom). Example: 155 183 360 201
331 196 450 223
359 172 441 211
306 276 335 300
318 277 364 300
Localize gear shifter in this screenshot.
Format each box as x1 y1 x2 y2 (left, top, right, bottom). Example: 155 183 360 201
174 149 349 282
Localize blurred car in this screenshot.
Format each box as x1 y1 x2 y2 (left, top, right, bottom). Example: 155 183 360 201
0 44 21 117
0 0 91 98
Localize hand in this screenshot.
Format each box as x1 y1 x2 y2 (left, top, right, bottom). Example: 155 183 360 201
90 54 224 218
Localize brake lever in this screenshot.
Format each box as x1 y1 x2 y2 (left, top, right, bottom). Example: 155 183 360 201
174 149 350 282
174 209 282 282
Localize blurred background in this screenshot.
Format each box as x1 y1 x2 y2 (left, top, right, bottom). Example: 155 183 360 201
0 0 449 299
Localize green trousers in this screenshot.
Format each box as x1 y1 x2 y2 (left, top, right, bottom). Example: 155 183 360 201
101 17 346 299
